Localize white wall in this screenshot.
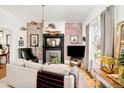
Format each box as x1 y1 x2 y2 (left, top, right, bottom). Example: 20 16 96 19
115 5 124 24
83 5 108 37
0 8 26 62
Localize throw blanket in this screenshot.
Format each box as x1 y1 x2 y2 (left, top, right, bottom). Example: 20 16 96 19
37 70 64 88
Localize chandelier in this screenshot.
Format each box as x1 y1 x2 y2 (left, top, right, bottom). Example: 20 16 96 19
20 5 60 35
20 5 45 32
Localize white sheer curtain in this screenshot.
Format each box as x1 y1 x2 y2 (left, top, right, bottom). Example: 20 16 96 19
101 6 115 57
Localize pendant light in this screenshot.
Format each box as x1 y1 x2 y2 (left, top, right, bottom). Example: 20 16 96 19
41 5 45 32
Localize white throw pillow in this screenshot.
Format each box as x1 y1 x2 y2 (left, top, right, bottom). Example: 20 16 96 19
11 61 25 67
16 59 25 62
42 64 69 75
25 61 43 71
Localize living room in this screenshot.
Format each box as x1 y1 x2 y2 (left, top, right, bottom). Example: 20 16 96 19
0 4 124 89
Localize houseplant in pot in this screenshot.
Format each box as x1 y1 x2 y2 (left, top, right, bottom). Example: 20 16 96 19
118 49 124 82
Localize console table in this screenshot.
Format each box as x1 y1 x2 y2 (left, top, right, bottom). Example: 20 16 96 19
93 69 124 88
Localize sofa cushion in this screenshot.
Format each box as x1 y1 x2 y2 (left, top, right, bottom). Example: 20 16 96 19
25 61 43 71
42 64 69 75
16 59 25 62
11 61 25 67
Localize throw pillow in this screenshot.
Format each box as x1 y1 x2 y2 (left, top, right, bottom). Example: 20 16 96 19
25 61 43 71
11 61 25 67
42 64 69 75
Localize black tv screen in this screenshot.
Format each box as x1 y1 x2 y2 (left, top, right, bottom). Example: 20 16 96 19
67 46 85 58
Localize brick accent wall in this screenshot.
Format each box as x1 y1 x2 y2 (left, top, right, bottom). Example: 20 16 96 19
27 23 42 60
65 23 83 60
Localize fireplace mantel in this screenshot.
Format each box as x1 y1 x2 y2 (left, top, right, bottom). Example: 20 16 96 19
43 34 64 64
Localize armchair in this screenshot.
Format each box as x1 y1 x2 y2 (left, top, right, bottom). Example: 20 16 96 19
18 48 38 62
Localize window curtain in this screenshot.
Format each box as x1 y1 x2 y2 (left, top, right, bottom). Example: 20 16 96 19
84 24 90 71
101 6 115 57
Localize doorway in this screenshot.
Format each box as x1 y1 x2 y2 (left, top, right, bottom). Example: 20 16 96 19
0 27 11 64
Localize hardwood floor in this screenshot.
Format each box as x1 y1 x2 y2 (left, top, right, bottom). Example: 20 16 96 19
0 64 6 79
79 68 100 87
68 65 100 87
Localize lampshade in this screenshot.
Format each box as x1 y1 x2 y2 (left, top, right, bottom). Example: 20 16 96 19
100 56 115 65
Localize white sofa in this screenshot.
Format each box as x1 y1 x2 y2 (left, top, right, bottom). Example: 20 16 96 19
6 61 74 88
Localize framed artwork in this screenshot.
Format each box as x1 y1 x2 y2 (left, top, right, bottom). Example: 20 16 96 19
46 38 61 47
70 35 78 44
6 34 10 46
19 37 24 46
30 34 39 47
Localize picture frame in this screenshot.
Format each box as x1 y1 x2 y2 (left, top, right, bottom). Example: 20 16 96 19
46 38 61 47
19 37 24 46
30 34 39 47
6 34 10 46
70 35 78 44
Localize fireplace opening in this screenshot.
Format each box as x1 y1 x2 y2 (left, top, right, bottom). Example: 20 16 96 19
46 50 61 63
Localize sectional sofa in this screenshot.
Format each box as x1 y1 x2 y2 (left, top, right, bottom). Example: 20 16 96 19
6 60 75 88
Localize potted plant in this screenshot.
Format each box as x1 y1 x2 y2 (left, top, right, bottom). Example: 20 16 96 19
118 49 124 64
117 49 124 81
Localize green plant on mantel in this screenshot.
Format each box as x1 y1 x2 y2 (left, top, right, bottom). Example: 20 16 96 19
118 49 124 66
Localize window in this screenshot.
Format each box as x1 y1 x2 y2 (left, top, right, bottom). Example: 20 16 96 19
88 16 101 73
89 16 101 62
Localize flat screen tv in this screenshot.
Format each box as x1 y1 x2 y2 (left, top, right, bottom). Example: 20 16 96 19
67 46 85 58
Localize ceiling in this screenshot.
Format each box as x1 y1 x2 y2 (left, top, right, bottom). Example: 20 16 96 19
0 5 97 22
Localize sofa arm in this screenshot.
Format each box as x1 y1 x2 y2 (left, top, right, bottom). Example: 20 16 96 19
6 64 38 88
64 75 74 88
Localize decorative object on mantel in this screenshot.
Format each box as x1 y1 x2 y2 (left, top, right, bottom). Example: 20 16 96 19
45 23 60 35
46 30 60 36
